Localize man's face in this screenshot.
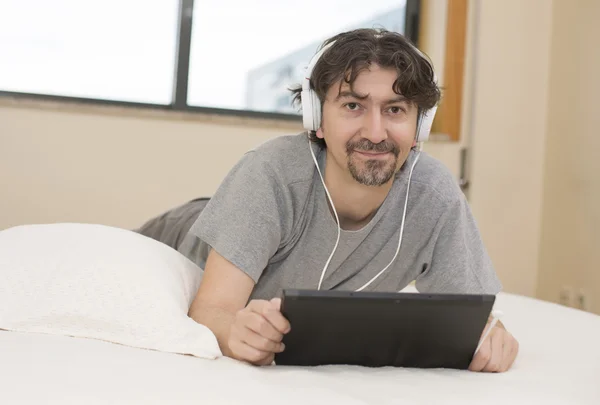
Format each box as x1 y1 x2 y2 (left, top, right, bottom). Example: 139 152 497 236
317 64 419 187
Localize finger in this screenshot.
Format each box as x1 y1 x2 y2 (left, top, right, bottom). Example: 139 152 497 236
229 338 273 365
241 326 285 353
498 338 513 372
483 329 504 372
500 333 519 372
259 301 291 335
246 300 271 313
258 352 275 366
469 335 491 372
243 311 284 342
270 297 282 310
509 339 519 367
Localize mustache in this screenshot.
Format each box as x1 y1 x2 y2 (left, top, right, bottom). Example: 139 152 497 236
346 139 400 156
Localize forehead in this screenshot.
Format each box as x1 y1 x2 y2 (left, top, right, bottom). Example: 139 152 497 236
329 65 401 98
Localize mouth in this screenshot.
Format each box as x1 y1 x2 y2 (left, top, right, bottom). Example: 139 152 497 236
353 150 393 159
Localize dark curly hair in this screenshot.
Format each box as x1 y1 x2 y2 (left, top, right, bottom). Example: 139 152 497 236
290 28 441 147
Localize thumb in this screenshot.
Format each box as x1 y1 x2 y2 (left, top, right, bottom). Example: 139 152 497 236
270 297 282 310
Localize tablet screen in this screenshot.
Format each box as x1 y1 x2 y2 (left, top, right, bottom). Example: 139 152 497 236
275 289 495 369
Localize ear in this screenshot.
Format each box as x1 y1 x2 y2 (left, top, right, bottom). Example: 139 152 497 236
316 128 324 139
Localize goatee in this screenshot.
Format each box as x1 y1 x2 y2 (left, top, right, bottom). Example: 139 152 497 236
345 139 400 186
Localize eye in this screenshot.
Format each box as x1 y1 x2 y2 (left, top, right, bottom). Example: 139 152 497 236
344 102 361 111
388 106 406 114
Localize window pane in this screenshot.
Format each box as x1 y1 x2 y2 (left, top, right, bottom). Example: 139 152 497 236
187 0 408 114
0 0 179 104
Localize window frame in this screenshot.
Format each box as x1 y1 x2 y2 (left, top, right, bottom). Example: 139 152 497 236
0 0 422 124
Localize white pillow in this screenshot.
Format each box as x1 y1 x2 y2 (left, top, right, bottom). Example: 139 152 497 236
0 223 221 359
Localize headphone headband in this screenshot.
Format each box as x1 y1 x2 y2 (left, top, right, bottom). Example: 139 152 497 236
303 41 335 91
301 36 438 142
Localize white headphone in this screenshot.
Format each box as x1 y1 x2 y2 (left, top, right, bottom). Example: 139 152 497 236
302 37 439 291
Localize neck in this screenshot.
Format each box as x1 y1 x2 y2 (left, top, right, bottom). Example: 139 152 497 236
323 153 394 231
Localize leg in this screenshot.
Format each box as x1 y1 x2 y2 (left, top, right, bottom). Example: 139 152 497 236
135 197 210 251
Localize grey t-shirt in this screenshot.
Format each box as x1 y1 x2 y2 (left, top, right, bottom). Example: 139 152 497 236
179 132 502 300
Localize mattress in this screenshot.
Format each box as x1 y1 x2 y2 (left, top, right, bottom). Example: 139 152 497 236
1 293 599 405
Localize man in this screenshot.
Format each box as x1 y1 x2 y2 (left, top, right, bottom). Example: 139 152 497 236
141 28 519 372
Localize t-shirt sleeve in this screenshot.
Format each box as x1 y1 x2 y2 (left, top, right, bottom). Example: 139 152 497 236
415 193 502 295
187 151 288 283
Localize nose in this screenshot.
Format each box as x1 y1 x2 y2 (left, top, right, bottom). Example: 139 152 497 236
363 109 387 144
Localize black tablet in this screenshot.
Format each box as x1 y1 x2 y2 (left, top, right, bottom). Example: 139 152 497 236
274 289 495 369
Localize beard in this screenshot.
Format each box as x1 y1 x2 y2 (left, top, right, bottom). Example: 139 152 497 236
345 138 401 186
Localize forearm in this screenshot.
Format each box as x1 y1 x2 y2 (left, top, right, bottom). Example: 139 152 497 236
189 302 236 357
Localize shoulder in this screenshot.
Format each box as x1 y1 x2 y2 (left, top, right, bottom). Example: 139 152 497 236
404 149 464 206
243 132 316 186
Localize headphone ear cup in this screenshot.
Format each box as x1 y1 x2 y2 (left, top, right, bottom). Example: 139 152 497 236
301 88 315 131
311 90 321 130
416 105 438 142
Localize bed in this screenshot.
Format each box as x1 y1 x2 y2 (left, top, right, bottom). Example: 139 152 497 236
1 223 599 404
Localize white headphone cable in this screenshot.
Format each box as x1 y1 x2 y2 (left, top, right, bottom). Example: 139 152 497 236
309 140 422 291
474 309 504 354
308 140 341 291
355 143 422 291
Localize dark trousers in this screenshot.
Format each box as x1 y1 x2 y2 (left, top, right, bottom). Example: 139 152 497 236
135 197 210 251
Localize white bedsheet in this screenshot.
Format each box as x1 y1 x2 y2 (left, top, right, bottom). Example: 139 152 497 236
1 292 599 405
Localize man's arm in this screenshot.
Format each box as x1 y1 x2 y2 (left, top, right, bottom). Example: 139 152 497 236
188 249 290 365
188 249 253 357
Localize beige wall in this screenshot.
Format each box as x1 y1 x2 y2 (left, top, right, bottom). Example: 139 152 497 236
1 0 598 313
467 0 554 297
0 105 293 230
536 0 600 314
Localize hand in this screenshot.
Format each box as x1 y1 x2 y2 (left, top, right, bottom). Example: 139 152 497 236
469 321 519 372
227 298 291 366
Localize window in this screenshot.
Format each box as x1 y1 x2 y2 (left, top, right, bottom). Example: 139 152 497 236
0 0 420 118
187 0 412 114
0 0 179 104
